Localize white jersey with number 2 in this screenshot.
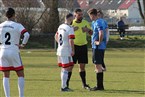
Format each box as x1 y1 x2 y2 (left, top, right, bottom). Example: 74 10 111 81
57 24 75 56
0 20 28 71
0 20 27 51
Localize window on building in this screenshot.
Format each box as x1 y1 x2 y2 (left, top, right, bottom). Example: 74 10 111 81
109 0 113 4
118 0 122 4
100 0 105 4
126 0 131 4
80 1 83 5
95 1 99 5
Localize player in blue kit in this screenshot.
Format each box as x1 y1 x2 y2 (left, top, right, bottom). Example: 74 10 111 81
87 8 107 91
97 10 110 71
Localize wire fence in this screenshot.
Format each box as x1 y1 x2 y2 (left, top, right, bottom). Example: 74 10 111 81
26 33 56 49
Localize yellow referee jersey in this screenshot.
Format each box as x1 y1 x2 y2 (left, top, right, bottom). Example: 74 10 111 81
72 19 91 46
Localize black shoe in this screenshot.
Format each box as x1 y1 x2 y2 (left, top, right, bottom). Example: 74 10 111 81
83 84 91 90
90 86 104 91
61 87 72 92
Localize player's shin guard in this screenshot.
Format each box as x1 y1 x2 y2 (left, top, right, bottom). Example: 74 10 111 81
79 71 86 86
61 69 68 89
66 72 72 88
96 72 104 89
3 77 10 97
18 77 24 97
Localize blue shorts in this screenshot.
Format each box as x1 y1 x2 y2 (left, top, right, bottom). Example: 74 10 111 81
92 49 105 65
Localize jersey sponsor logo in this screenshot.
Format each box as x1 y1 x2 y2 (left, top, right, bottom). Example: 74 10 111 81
0 25 14 29
59 28 66 32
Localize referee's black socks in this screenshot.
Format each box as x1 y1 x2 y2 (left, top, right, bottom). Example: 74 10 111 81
66 71 72 88
80 71 86 86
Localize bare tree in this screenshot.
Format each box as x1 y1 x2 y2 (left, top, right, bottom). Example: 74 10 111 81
14 0 48 33
58 0 74 12
40 0 59 33
58 0 74 24
39 8 51 33
137 0 145 24
40 0 75 33
47 0 59 33
40 0 60 33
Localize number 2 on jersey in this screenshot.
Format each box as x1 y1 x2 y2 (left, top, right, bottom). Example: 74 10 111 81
5 32 11 45
59 34 63 46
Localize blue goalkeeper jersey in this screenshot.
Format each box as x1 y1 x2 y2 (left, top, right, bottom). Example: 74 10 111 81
91 18 107 49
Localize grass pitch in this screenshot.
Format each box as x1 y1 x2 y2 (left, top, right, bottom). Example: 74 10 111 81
0 48 145 97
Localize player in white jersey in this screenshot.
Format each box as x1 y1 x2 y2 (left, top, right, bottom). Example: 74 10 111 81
0 8 30 97
55 13 75 92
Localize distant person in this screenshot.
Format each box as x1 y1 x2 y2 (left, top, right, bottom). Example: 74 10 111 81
0 8 30 97
117 17 125 40
55 13 75 92
67 8 92 90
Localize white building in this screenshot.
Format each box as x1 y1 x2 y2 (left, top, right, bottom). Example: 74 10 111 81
87 0 144 25
118 0 144 25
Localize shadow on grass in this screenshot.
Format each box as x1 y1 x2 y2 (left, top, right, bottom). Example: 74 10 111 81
25 79 86 82
109 71 145 74
25 64 57 68
104 89 145 95
106 48 144 52
25 79 59 82
107 37 145 48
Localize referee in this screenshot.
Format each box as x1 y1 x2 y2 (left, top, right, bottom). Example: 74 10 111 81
66 9 92 90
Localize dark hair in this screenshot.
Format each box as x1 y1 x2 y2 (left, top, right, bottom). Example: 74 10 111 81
74 8 82 13
66 13 73 19
87 8 97 15
6 8 15 18
97 9 103 14
97 9 104 17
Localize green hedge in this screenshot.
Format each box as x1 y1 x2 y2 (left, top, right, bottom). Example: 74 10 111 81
25 35 145 49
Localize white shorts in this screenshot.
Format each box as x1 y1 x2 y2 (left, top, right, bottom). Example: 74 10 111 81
57 56 74 68
0 49 23 71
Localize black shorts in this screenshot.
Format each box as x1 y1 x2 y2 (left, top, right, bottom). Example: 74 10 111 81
92 48 105 65
73 45 88 64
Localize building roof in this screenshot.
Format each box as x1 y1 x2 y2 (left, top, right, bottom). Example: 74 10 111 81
2 0 41 8
1 0 137 10
58 0 80 9
90 0 126 10
118 0 136 9
77 0 89 9
42 0 80 9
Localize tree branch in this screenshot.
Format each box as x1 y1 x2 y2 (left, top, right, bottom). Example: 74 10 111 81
31 7 48 28
143 0 145 18
137 0 144 19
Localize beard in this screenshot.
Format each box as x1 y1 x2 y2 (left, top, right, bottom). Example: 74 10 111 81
70 21 73 25
77 17 83 22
